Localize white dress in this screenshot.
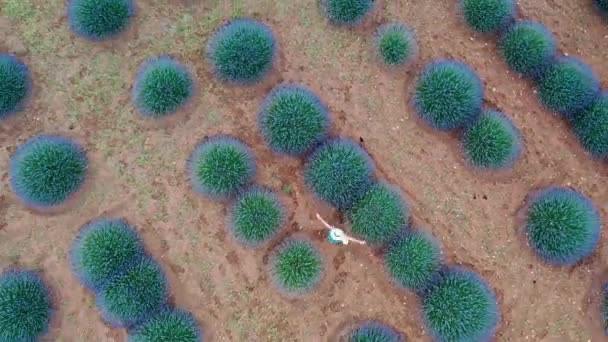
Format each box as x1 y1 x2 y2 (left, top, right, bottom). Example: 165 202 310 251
329 228 349 245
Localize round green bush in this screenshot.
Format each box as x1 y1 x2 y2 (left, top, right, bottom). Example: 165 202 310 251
0 54 30 119
538 57 601 119
71 218 145 290
321 0 375 26
572 92 608 159
422 268 499 342
207 19 276 84
68 0 134 40
374 23 417 66
346 321 404 342
304 138 374 211
10 135 88 208
348 183 410 245
596 0 608 15
385 231 442 292
462 109 522 169
460 0 515 33
524 187 600 265
188 136 256 199
0 270 52 341
499 21 557 79
229 186 285 247
258 84 330 156
269 238 323 297
97 257 168 327
133 56 194 118
413 60 484 131
128 308 203 342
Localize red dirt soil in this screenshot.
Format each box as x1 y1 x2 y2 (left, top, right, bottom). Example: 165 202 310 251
1 0 608 341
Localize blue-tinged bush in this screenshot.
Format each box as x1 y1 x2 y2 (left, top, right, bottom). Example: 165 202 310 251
188 136 256 200
0 270 52 342
321 0 375 26
96 257 168 328
128 308 203 342
228 186 285 248
413 60 484 131
537 57 601 119
572 92 608 159
0 54 30 119
347 321 404 342
304 138 374 211
460 0 516 33
10 135 88 208
422 268 499 342
374 23 417 67
524 187 600 265
499 21 557 79
68 0 134 40
258 84 330 156
133 56 194 118
269 237 323 297
384 231 442 292
71 218 145 290
348 183 410 245
596 0 608 15
207 19 276 84
462 109 522 169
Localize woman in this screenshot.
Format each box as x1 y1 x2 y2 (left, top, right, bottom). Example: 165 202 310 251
316 213 366 245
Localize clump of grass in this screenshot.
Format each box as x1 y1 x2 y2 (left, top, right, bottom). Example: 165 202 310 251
258 84 330 156
537 57 601 119
0 270 52 342
499 21 557 79
321 0 376 26
70 218 145 290
10 135 88 208
228 186 285 248
348 183 410 245
462 109 522 169
269 238 323 297
0 54 30 119
188 136 256 199
304 138 374 211
422 268 499 342
524 187 601 265
96 257 168 327
207 19 276 84
384 231 442 292
460 0 515 33
374 23 417 67
346 321 404 342
132 56 194 118
128 308 203 342
572 92 608 160
413 60 484 131
68 0 135 40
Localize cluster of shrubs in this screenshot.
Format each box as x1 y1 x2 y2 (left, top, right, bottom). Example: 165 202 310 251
413 59 523 170
255 79 500 340
70 218 202 340
460 0 608 161
0 270 52 341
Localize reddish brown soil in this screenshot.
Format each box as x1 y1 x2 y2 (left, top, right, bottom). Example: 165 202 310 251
1 0 608 341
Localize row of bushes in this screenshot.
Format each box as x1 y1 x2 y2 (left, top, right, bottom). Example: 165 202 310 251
460 0 608 160
71 218 202 340
413 59 523 170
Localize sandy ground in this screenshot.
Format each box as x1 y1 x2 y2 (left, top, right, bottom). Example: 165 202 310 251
1 0 608 341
